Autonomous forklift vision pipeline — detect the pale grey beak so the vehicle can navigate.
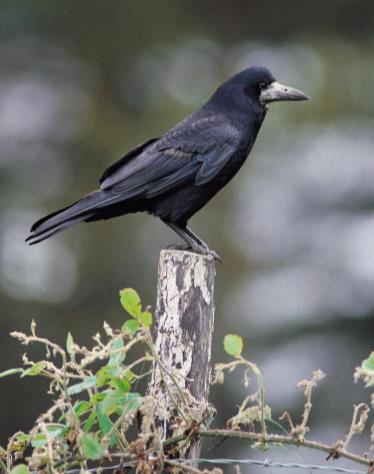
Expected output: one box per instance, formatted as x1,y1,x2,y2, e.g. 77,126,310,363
260,81,310,104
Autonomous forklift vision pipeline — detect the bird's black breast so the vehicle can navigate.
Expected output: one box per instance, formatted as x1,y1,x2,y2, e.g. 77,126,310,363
147,145,250,225
146,106,266,225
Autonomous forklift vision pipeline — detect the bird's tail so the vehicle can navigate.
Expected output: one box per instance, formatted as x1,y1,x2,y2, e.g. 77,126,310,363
26,190,118,245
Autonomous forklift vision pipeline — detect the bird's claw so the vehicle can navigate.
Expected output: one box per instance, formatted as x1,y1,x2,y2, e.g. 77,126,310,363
166,243,222,263
189,242,222,263
204,248,222,263
166,243,191,251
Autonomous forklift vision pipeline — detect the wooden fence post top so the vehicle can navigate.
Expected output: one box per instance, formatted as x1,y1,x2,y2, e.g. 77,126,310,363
159,248,215,259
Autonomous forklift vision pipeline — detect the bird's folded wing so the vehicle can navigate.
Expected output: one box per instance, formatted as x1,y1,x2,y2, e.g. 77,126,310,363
157,117,239,186
99,137,159,185
194,143,235,185
99,117,240,200
100,145,199,197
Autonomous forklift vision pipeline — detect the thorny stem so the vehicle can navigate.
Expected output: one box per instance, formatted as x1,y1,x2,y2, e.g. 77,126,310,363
279,411,295,432
60,350,81,434
164,459,206,473
343,403,370,451
163,429,373,468
215,356,267,438
40,422,57,474
239,356,267,438
102,400,137,448
0,457,8,473
125,355,154,374
132,368,154,381
11,329,82,434
79,332,147,368
294,370,326,439
122,334,148,357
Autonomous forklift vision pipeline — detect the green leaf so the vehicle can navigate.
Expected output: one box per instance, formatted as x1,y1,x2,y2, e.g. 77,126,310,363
111,376,131,393
120,288,141,318
22,362,45,377
362,352,374,372
224,334,243,356
81,434,105,460
31,427,63,449
124,369,135,382
83,409,97,432
10,465,29,474
128,398,141,412
66,332,74,360
122,319,140,335
74,401,92,417
0,368,23,378
108,337,125,367
96,373,107,388
139,310,152,328
108,433,117,448
8,433,29,453
96,406,113,436
96,367,110,388
100,390,140,415
100,389,124,415
46,425,64,437
67,376,96,395
31,434,47,448
91,391,106,406
14,433,30,443
122,392,141,412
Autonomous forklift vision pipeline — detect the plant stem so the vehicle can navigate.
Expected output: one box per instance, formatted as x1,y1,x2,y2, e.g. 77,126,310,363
163,429,373,467
165,459,205,473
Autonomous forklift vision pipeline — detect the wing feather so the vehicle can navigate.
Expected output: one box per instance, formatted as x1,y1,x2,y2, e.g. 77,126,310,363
98,115,241,201
99,138,159,187
195,144,235,185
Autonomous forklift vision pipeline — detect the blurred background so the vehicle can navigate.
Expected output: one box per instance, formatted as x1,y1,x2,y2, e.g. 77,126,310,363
0,1,373,472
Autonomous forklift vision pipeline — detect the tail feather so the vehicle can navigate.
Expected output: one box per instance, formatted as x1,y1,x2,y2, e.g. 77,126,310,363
26,190,119,245
27,216,90,245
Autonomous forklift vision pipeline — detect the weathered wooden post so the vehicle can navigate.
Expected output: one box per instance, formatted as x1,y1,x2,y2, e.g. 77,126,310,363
147,249,216,466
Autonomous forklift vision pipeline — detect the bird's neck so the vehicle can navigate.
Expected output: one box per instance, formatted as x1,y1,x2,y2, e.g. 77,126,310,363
205,94,265,156
206,87,266,133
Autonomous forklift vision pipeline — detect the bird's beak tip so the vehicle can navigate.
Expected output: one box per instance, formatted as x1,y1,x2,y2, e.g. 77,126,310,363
296,94,310,102
298,92,311,101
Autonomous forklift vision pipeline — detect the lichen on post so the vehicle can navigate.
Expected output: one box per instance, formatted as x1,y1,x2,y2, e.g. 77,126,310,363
147,249,216,463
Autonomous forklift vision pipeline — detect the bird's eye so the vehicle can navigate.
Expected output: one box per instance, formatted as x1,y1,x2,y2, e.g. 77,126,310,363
259,82,267,91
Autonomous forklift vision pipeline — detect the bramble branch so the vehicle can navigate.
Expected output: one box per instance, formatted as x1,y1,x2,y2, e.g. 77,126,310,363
1,286,372,474
164,429,373,468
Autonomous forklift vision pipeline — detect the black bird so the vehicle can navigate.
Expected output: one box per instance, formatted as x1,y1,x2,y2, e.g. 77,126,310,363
27,67,309,259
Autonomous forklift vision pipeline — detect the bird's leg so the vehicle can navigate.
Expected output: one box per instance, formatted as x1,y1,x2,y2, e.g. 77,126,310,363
166,222,202,250
184,226,222,262
185,226,222,262
165,222,221,262
183,227,210,248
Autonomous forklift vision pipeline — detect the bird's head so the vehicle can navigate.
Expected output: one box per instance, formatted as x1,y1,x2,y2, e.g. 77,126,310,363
230,66,310,108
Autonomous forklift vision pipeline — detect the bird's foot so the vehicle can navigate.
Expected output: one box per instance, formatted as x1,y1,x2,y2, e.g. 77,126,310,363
166,243,191,251
166,242,222,262
189,242,222,263
205,248,222,263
